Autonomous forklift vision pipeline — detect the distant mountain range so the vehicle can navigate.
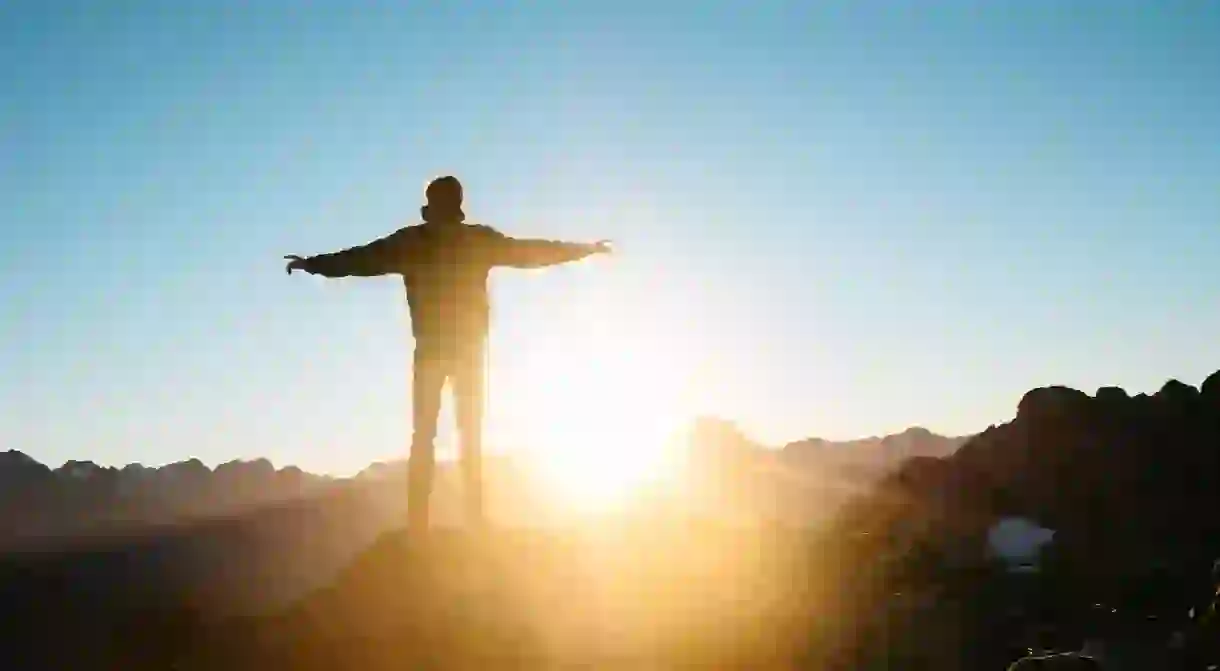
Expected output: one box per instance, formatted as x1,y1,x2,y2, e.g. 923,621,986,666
676,419,968,524
0,424,965,553
0,452,334,549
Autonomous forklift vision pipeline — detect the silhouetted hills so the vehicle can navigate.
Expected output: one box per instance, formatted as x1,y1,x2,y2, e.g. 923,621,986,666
0,425,961,551
0,425,955,620
839,369,1220,614
0,452,334,551
782,424,966,485
688,418,963,480
683,417,965,523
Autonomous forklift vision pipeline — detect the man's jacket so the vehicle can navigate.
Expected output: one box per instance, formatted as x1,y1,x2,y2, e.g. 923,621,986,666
301,222,595,345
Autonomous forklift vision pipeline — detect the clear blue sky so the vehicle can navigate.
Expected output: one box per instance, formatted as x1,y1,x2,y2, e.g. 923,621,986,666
3,1,1218,475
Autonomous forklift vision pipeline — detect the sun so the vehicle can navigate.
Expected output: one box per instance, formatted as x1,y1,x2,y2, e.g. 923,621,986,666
521,347,686,515
527,419,679,515
506,311,695,516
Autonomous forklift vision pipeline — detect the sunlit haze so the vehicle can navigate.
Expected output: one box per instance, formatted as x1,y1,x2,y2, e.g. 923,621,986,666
509,297,692,510
3,1,1219,484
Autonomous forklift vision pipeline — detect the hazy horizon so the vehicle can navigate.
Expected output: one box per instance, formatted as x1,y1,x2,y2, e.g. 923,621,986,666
4,1,1219,476
6,421,968,476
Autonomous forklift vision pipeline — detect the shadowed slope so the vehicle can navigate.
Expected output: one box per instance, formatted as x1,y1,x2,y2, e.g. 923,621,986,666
189,525,854,669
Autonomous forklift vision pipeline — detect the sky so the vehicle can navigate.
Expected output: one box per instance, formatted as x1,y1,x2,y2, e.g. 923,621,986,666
2,1,1218,475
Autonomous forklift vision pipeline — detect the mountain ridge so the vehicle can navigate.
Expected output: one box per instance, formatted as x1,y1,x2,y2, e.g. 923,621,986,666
0,424,965,548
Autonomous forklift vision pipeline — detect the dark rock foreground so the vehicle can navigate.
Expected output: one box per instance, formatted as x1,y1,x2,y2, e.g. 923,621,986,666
185,525,841,670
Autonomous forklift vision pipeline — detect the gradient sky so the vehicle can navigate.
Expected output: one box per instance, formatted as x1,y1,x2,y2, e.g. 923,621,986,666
3,1,1218,475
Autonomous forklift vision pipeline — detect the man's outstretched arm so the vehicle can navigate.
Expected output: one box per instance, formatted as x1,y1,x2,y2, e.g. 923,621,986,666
480,226,611,269
285,229,414,277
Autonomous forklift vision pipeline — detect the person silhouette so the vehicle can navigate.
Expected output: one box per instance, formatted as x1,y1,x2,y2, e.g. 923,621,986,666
286,176,611,532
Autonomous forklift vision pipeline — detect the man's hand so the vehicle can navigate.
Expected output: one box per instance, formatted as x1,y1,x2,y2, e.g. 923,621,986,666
284,255,309,275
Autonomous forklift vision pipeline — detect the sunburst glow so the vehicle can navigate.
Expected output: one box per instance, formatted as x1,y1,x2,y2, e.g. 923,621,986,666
505,289,697,515
525,342,687,513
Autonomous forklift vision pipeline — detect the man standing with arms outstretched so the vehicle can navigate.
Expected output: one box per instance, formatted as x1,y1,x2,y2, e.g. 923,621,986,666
286,176,611,532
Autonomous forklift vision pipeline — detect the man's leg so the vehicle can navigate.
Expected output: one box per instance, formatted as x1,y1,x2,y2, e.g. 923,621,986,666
453,338,487,531
409,345,448,532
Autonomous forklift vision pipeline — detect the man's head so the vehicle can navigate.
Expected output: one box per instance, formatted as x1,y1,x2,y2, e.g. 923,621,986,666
421,175,465,223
